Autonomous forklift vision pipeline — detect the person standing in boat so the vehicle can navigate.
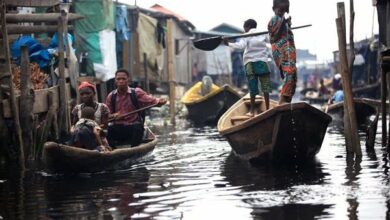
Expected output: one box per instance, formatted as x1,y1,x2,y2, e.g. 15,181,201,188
105,68,167,147
71,81,110,132
268,0,297,104
223,19,273,117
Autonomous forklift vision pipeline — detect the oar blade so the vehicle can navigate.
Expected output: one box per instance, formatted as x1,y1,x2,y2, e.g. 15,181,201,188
193,36,223,51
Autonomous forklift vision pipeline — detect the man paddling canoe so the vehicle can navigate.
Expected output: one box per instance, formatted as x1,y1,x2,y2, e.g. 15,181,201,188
105,68,167,147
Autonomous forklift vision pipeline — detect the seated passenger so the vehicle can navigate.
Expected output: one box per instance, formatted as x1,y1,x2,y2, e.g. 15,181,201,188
200,75,214,96
328,83,344,105
328,90,344,104
70,106,111,152
318,79,330,97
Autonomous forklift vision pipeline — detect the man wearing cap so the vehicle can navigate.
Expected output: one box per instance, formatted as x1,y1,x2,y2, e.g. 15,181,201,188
105,68,167,147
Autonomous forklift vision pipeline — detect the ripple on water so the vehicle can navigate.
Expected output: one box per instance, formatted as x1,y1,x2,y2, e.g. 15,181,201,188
1,122,390,219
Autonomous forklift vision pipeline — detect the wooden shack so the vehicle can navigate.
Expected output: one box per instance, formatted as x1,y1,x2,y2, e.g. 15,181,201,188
0,0,83,166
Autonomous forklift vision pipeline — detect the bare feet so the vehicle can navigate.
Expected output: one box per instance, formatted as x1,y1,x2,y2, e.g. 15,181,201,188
245,112,254,117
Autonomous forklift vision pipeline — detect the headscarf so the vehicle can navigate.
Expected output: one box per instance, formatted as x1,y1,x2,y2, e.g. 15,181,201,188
78,81,96,93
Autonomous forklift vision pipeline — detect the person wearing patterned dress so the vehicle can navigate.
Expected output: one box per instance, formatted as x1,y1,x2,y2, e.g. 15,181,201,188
268,0,297,104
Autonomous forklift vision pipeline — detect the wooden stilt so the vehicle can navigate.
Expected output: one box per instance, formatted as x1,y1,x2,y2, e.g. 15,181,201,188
143,53,150,93
382,52,390,151
382,64,387,146
167,19,176,125
38,91,56,160
19,46,34,161
57,15,69,135
1,0,25,169
337,2,352,151
336,2,361,155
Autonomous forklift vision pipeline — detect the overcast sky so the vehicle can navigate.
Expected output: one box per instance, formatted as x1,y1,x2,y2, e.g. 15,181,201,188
122,0,378,62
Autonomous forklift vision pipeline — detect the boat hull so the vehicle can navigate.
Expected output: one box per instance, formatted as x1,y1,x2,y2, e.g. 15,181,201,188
43,128,157,173
327,98,379,127
185,85,241,125
218,97,332,161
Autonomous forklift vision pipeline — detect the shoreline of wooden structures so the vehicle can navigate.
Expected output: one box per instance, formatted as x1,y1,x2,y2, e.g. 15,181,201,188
0,0,389,170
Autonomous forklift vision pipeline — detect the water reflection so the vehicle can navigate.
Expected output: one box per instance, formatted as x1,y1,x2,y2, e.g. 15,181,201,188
45,167,151,219
0,167,26,220
221,153,332,219
1,119,390,219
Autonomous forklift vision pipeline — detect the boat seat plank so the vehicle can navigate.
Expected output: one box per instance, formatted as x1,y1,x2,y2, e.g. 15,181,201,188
244,99,262,105
231,115,251,125
243,96,263,101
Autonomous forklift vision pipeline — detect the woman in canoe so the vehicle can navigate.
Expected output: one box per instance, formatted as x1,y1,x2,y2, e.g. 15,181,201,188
71,81,110,132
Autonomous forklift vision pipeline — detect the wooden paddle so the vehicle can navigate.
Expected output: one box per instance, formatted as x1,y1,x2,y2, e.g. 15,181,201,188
193,24,312,51
108,103,158,122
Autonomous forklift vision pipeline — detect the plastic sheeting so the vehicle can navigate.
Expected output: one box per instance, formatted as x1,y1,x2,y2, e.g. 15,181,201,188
74,0,117,81
193,45,232,75
94,30,117,81
74,0,115,33
181,81,220,104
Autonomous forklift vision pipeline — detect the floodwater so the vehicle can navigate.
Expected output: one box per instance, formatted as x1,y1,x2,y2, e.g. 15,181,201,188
0,116,389,220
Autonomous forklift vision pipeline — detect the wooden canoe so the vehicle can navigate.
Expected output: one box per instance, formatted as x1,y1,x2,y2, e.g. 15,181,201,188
326,98,379,128
42,128,157,173
299,88,330,105
182,84,241,125
218,95,332,161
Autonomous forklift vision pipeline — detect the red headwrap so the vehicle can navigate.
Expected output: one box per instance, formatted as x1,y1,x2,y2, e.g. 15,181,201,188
78,81,96,93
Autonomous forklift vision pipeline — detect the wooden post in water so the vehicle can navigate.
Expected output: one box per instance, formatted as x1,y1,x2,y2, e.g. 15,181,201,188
381,61,387,146
386,1,390,152
337,2,351,149
20,46,34,161
143,53,150,93
336,2,361,155
57,15,69,135
0,0,25,169
383,51,390,151
167,19,176,125
347,0,361,154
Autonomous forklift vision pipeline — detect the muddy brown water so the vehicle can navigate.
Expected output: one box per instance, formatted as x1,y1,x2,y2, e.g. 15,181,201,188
0,117,389,219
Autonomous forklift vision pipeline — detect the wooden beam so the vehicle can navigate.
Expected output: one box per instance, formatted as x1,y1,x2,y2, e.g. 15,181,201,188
6,13,84,23
3,25,74,35
5,0,59,7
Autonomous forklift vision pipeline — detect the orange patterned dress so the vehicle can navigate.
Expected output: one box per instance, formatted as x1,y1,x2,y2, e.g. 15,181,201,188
268,15,297,99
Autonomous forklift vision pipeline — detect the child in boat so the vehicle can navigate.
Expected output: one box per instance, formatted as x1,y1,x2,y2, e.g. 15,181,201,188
268,0,297,104
70,106,111,152
223,19,273,116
